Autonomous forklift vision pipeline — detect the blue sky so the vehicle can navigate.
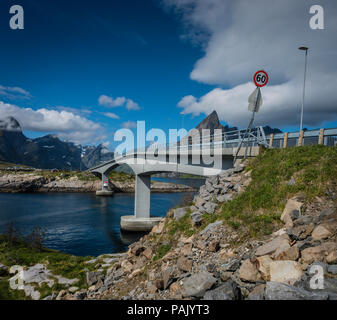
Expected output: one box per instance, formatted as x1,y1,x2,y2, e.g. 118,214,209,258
0,0,336,148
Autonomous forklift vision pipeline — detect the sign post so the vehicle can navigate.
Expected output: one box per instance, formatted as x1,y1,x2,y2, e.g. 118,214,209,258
234,70,269,163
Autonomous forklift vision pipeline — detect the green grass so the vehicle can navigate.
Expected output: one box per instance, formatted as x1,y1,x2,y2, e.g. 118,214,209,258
0,235,97,300
166,209,195,238
220,145,337,240
152,244,171,261
162,145,337,243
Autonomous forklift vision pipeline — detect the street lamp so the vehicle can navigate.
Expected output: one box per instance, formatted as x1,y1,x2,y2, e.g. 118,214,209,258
299,46,309,132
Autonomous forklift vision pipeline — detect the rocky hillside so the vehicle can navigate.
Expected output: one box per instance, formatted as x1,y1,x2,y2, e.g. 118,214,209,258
1,146,337,300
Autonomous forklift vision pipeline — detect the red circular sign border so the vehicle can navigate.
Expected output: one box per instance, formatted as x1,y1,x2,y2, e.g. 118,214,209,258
254,70,269,87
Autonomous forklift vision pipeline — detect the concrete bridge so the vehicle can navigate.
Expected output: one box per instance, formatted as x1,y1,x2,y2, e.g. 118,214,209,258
88,127,266,231
88,126,337,231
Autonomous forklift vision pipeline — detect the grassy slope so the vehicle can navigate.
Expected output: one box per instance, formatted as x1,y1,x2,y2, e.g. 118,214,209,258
220,145,337,241
163,145,337,245
0,235,97,300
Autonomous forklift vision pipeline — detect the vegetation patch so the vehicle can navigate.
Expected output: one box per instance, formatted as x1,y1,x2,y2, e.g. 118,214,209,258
220,145,337,240
0,227,96,300
152,244,171,261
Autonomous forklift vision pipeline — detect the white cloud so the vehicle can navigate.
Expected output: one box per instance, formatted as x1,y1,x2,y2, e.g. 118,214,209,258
164,0,337,128
98,95,140,111
0,101,104,144
98,95,126,107
103,112,120,119
121,121,137,129
126,99,140,111
0,85,32,100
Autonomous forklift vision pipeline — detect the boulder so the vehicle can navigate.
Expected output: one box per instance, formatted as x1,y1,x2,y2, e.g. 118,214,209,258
264,282,328,300
203,281,241,300
200,221,222,236
216,194,233,203
311,225,331,240
162,268,173,290
121,260,134,273
181,243,193,256
86,271,104,286
301,242,337,264
142,248,153,260
327,251,337,264
269,261,302,284
191,211,203,226
204,201,217,214
256,255,273,281
222,259,240,272
281,198,302,228
177,257,193,272
173,207,188,221
205,181,215,193
151,220,165,234
239,259,261,282
207,176,219,185
182,271,217,298
275,246,300,261
327,265,337,275
247,284,266,300
255,234,290,257
194,196,206,208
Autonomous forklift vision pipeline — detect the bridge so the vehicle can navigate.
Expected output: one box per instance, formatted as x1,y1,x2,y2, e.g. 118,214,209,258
88,126,337,231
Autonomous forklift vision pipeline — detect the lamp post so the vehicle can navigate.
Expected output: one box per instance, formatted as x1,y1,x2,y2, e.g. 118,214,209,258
299,46,309,132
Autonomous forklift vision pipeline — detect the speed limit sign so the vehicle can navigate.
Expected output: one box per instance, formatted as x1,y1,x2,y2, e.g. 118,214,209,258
253,70,269,87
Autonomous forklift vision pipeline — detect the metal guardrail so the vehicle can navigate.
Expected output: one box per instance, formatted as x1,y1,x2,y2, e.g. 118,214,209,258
267,127,337,148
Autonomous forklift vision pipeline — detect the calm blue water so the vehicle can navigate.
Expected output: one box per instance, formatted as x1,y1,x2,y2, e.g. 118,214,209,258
0,185,195,257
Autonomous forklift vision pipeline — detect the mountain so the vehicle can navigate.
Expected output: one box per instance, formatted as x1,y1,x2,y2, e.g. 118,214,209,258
196,110,282,135
0,116,114,170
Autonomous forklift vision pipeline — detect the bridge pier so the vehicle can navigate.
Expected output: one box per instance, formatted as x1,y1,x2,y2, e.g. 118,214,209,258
121,174,162,232
96,172,114,196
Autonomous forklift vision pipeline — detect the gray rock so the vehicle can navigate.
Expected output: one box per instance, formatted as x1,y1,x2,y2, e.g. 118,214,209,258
286,177,296,186
183,271,217,298
293,215,313,226
191,211,203,226
200,221,222,236
173,207,188,221
319,208,335,220
233,166,243,173
205,181,215,193
265,282,328,300
222,259,241,272
86,271,104,286
203,281,241,300
102,257,119,264
233,183,241,192
0,264,8,276
207,176,219,185
55,275,79,285
217,194,233,203
328,265,337,275
204,202,216,214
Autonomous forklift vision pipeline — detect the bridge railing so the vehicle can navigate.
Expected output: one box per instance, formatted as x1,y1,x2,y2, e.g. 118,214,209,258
113,126,267,159
266,127,337,149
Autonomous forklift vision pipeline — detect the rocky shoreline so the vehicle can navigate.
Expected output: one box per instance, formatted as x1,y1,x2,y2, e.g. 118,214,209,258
2,148,337,300
0,173,195,194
